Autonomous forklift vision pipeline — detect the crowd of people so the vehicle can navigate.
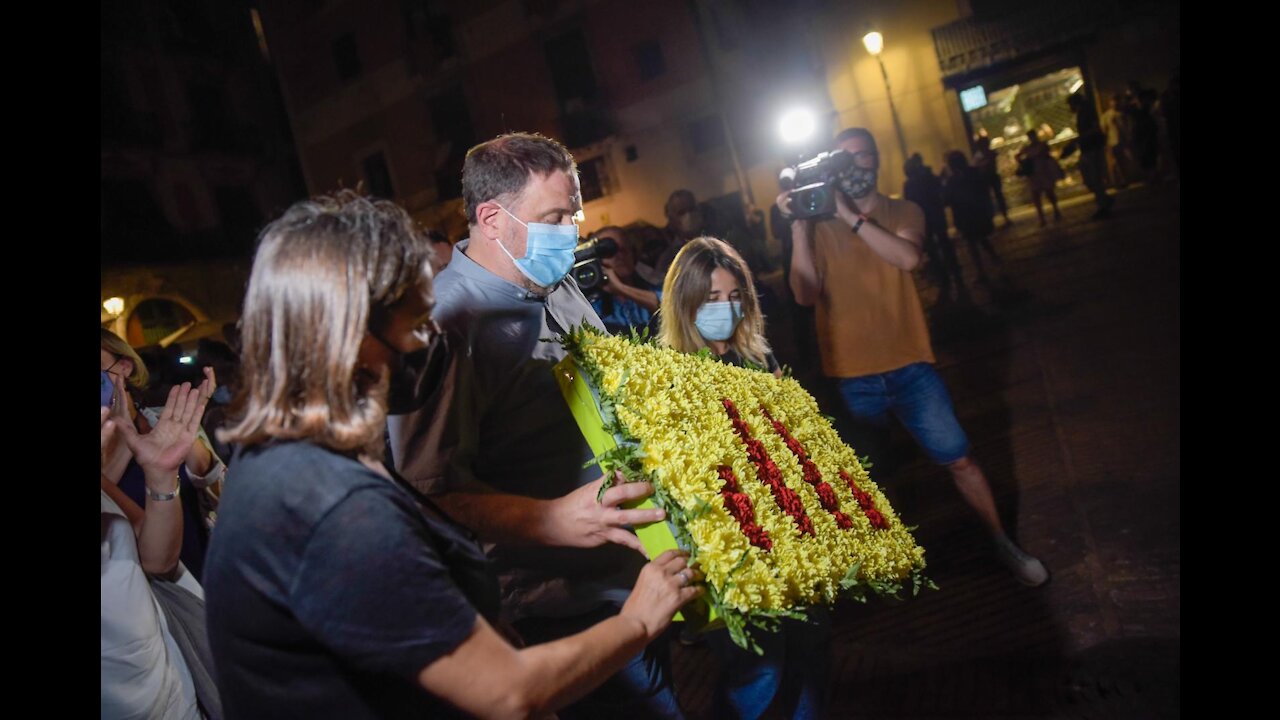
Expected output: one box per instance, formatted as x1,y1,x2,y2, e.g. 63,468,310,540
107,95,1173,713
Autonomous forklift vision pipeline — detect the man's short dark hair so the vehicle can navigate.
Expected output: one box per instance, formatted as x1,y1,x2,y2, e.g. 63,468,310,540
593,224,635,252
665,189,695,215
461,132,577,225
834,127,878,153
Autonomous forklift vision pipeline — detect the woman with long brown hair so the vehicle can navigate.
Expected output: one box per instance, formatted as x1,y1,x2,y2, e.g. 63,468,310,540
658,236,780,377
657,236,830,720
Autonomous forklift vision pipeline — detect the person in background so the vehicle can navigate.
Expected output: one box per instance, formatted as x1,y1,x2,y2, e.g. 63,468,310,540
653,189,708,280
659,236,781,377
1066,92,1117,220
1100,93,1134,188
589,225,661,336
1015,129,1064,227
971,134,1012,226
942,150,1003,286
427,229,454,275
904,153,967,304
101,328,225,581
102,378,217,720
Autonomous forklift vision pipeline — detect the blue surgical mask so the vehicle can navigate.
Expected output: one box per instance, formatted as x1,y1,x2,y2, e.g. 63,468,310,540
211,385,232,405
695,300,744,342
495,204,579,288
101,370,115,407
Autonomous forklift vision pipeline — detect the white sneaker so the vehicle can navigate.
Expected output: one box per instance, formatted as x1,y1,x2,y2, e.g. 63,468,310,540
994,535,1049,587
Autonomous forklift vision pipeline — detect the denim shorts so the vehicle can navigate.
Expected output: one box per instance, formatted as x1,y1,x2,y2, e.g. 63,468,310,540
837,362,971,465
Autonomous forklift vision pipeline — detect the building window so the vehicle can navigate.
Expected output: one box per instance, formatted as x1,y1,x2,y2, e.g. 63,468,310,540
546,28,610,147
634,40,666,81
333,34,363,82
546,28,598,105
688,115,726,155
361,151,395,199
403,0,457,61
578,156,613,203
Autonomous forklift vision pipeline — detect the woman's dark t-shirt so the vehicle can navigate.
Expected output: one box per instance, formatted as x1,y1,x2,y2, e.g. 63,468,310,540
204,441,499,719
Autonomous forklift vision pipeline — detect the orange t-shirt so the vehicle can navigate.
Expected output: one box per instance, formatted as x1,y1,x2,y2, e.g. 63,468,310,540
812,197,935,378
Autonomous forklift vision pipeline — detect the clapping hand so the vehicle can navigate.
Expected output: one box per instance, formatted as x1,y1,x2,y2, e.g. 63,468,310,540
116,379,210,476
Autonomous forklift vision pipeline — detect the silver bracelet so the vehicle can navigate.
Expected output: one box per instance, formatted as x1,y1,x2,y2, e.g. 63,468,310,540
146,476,181,502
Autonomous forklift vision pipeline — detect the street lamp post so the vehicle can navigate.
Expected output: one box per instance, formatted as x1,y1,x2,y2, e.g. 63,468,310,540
862,30,909,162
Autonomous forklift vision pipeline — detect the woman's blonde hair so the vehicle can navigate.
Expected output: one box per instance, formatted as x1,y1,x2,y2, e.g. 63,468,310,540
217,191,432,459
100,327,150,389
659,236,770,366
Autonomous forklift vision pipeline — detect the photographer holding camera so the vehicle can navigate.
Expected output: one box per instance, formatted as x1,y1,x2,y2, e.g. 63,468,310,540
778,127,1049,588
583,225,661,336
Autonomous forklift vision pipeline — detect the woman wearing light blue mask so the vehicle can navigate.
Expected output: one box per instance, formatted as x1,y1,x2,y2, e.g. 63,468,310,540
658,237,832,719
658,236,781,378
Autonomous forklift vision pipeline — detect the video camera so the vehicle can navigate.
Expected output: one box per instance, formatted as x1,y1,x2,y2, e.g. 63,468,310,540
778,149,856,221
571,234,618,299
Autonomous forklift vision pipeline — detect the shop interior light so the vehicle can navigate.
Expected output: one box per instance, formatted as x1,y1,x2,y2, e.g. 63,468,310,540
999,85,1019,111
104,297,125,317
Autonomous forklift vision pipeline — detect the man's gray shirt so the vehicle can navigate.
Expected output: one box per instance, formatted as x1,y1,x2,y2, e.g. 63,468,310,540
388,240,644,623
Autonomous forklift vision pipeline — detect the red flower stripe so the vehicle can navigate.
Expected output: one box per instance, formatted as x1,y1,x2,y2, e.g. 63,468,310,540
717,465,773,551
838,469,890,530
721,399,816,536
759,407,854,530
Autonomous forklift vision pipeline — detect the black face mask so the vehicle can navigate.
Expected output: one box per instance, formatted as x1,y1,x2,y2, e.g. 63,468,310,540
837,166,878,199
366,330,446,415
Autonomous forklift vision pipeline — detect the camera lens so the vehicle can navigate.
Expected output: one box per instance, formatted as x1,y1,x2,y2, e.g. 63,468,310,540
801,188,826,214
574,262,601,289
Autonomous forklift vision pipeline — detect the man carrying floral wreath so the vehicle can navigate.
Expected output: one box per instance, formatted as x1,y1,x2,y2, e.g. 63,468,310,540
387,132,687,718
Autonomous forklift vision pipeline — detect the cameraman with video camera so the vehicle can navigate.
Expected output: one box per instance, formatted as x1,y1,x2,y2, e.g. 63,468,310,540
580,226,661,336
778,127,1049,588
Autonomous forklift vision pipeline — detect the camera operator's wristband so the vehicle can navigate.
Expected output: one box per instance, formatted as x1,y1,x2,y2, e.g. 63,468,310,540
146,476,181,502
850,214,868,234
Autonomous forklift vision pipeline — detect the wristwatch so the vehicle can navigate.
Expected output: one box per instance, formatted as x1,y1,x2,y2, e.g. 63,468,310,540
851,214,868,233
